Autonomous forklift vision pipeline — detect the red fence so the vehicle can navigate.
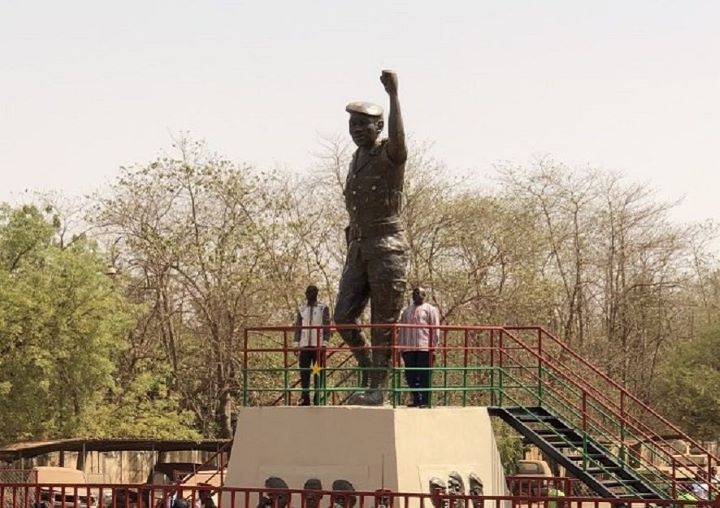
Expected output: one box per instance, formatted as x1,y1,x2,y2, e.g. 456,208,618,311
0,483,716,508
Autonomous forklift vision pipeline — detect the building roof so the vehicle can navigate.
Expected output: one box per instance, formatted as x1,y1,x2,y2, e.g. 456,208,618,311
0,438,231,462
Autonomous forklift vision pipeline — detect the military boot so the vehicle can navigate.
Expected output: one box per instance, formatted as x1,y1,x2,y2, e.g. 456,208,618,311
355,350,372,388
346,369,386,406
346,388,384,406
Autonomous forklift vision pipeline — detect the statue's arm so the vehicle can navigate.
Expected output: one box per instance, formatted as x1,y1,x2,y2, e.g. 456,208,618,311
380,70,407,164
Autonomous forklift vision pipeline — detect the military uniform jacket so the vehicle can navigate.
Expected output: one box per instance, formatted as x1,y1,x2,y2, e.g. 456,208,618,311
344,139,405,231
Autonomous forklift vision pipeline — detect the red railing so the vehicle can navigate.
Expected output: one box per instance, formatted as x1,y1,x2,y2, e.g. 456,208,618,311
490,329,682,496
242,324,501,407
173,442,232,487
506,476,579,496
0,483,717,508
502,327,719,493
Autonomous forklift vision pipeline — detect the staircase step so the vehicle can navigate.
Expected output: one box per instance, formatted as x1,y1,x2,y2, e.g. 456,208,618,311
601,479,642,487
566,454,605,461
585,467,618,474
515,414,560,422
545,440,583,448
536,428,575,435
491,406,666,500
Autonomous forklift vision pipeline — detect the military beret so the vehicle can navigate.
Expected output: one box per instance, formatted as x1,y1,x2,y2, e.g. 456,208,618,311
304,479,322,490
265,476,289,489
345,101,384,117
332,479,356,491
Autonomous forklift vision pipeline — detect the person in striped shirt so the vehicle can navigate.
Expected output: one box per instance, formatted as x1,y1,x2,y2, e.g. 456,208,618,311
398,287,440,407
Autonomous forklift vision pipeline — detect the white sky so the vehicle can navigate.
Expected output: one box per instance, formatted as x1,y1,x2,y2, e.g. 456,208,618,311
1,1,719,223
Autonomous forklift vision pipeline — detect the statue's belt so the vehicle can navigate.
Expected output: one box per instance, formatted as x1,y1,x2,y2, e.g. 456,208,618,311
348,221,403,240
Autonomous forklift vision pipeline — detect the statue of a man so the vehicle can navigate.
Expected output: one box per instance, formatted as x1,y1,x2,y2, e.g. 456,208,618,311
428,477,448,508
447,472,465,508
258,476,290,508
302,478,323,508
335,70,409,405
468,473,484,508
331,479,357,508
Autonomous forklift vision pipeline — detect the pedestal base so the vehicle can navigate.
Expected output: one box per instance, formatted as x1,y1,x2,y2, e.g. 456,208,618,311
224,406,508,496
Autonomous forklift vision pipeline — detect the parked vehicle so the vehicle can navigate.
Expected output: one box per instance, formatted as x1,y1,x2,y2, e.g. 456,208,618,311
509,460,554,496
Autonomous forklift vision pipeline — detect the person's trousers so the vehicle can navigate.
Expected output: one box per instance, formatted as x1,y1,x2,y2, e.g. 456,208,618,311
402,351,431,405
334,233,408,389
299,348,324,405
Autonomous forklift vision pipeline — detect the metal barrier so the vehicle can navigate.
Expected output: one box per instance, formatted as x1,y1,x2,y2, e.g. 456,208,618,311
241,324,501,407
0,484,716,508
506,477,580,497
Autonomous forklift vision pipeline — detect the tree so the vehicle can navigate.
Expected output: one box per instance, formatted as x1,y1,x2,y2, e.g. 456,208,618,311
498,160,701,399
0,205,129,443
655,320,720,440
94,137,325,437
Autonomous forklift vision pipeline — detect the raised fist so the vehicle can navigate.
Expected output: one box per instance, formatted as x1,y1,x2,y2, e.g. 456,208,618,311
380,70,398,95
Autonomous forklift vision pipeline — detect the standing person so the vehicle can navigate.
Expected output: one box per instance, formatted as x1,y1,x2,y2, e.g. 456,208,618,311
398,287,440,407
293,285,331,406
334,70,409,406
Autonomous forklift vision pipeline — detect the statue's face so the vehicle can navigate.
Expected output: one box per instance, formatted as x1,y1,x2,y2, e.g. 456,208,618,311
468,476,483,497
332,494,356,508
349,113,383,148
305,493,320,508
448,477,463,495
271,493,289,508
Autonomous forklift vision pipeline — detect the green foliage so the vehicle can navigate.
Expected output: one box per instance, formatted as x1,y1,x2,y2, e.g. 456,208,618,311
83,371,200,439
0,204,197,444
0,206,124,442
655,320,720,440
492,421,526,475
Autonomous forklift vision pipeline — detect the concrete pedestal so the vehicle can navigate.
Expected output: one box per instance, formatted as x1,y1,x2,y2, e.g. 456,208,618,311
225,406,507,498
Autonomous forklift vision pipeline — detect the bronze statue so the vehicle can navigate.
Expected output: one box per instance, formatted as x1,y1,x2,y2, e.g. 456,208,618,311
302,479,323,508
331,479,357,508
258,476,290,508
429,477,448,508
468,473,483,508
335,70,409,405
447,472,465,508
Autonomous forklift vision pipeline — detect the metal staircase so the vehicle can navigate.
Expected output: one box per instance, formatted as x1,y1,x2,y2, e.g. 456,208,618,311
489,405,663,499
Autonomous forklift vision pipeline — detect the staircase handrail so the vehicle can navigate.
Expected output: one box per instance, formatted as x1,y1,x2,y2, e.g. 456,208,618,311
506,325,719,466
172,439,233,486
497,343,681,496
532,345,696,463
497,328,707,492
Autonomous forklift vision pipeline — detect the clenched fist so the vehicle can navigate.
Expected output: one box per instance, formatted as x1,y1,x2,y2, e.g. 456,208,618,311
380,70,398,95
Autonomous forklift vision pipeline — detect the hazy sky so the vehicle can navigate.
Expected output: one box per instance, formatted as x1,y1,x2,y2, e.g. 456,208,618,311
1,1,718,223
